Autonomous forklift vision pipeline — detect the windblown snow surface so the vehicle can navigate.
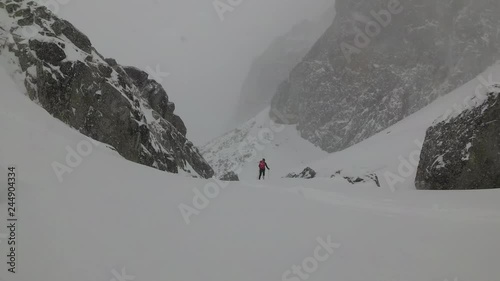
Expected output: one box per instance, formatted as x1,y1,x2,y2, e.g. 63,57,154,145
1,65,500,281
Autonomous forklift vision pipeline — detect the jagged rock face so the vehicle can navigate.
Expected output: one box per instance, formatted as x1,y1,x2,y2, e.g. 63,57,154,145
123,66,187,136
233,7,335,124
415,86,500,190
271,0,500,153
0,0,213,178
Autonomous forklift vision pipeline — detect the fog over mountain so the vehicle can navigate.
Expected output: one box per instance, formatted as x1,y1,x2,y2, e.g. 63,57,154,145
232,5,336,125
271,0,500,153
56,0,334,144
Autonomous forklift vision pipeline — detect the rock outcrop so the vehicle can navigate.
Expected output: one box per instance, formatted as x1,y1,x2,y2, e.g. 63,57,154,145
220,171,239,182
285,167,380,187
330,170,381,187
286,167,317,179
0,0,213,178
337,174,380,188
271,0,500,153
415,86,500,190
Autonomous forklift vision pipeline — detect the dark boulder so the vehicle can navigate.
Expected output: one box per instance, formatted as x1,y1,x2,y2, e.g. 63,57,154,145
416,86,500,190
29,40,66,65
220,171,239,182
51,19,92,53
104,58,118,67
124,66,149,88
5,2,20,14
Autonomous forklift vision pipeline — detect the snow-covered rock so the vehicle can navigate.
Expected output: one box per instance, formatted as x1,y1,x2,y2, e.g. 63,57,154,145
332,170,381,187
286,167,317,179
0,0,213,178
416,85,500,190
286,167,380,187
220,171,240,182
271,0,500,153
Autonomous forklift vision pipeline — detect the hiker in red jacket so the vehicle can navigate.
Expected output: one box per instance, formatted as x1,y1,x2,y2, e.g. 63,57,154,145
258,159,270,180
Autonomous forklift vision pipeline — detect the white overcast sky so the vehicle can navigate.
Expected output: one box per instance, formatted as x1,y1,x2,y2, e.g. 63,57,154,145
58,0,334,144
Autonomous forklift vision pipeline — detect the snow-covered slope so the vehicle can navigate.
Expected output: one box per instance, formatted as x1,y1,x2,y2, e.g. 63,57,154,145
1,65,500,281
0,1,213,178
201,108,329,180
291,63,500,191
204,62,500,189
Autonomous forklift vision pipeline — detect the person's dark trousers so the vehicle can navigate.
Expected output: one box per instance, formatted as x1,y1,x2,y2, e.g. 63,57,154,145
259,169,266,180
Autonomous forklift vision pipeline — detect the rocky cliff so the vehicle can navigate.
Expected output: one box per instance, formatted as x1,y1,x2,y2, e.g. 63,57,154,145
233,7,335,125
415,85,500,190
271,0,500,153
0,0,214,178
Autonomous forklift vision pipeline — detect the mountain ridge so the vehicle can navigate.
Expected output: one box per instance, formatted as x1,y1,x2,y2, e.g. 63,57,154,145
0,0,214,178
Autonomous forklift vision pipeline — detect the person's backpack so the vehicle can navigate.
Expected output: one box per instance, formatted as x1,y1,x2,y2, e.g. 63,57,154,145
259,161,266,170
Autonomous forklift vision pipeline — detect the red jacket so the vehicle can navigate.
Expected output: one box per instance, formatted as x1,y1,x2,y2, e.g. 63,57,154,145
259,161,269,170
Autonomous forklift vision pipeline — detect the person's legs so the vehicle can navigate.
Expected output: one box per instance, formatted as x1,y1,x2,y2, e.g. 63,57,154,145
259,169,265,180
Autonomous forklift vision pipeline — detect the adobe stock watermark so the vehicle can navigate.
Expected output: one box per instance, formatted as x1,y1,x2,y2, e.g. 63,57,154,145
383,139,423,192
341,0,404,63
110,267,135,281
179,108,294,225
282,235,340,281
213,0,244,22
178,117,283,224
51,136,102,183
179,175,238,225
